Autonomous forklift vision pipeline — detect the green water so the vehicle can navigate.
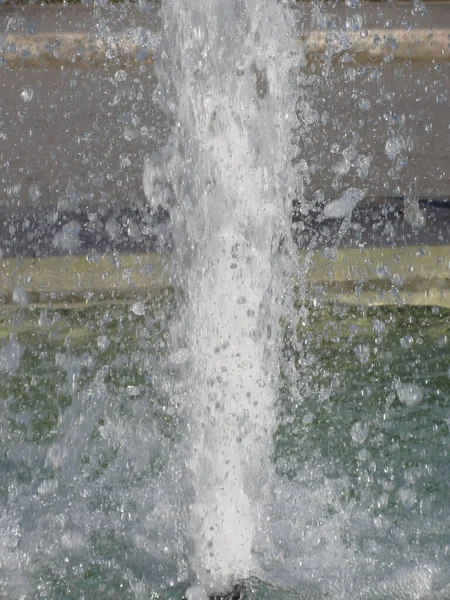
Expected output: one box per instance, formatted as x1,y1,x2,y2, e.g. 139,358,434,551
0,301,449,598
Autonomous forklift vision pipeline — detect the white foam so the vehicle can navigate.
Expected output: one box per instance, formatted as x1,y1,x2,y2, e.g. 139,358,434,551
157,0,298,592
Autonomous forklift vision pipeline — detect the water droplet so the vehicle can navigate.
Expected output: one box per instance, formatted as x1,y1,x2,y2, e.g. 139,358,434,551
323,188,366,219
131,301,145,316
354,343,370,364
385,135,406,161
114,69,127,82
373,318,385,335
29,183,41,203
97,335,110,352
356,154,371,179
52,220,81,253
168,348,191,366
37,479,59,495
12,287,28,306
358,97,371,111
411,0,427,16
398,487,417,507
395,381,423,406
351,421,369,445
400,335,413,349
20,87,34,103
125,386,139,398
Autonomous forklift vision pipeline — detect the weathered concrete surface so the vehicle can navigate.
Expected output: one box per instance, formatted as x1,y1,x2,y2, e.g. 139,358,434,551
0,57,168,216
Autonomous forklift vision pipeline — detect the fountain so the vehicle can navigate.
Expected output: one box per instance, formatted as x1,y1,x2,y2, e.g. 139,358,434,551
149,0,299,596
1,0,450,599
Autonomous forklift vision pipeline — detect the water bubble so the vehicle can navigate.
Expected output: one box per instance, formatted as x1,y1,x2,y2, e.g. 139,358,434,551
404,197,426,229
385,135,406,161
20,87,34,103
376,264,390,278
298,100,319,126
345,13,363,31
411,0,427,16
390,273,404,288
37,479,59,496
398,487,417,507
400,335,413,349
354,343,370,364
126,385,140,397
52,220,81,253
29,183,41,203
131,301,145,316
114,69,128,82
12,287,28,306
350,421,369,445
65,180,81,208
97,335,110,352
358,97,371,111
303,412,314,425
61,530,87,552
105,218,121,241
6,183,21,198
168,348,191,367
395,381,424,406
0,336,24,374
323,187,366,219
345,68,356,82
373,318,385,335
356,154,371,179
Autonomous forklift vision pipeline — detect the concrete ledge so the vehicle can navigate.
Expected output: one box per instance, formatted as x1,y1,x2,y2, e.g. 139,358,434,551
1,32,154,66
0,253,171,308
303,245,450,308
301,28,450,62
0,247,449,309
2,28,449,67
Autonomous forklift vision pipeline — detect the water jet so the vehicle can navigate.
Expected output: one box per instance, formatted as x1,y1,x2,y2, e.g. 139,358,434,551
1,1,450,599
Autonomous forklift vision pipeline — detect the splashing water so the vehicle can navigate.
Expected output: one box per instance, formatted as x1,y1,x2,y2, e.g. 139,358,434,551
151,0,299,594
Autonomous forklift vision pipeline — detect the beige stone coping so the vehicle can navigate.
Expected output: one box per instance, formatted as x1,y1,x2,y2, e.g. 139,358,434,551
0,32,154,66
0,253,171,308
303,245,450,308
0,246,449,309
2,28,450,66
300,28,450,62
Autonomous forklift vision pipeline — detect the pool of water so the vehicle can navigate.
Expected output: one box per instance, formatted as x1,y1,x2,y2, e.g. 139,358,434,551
0,299,449,599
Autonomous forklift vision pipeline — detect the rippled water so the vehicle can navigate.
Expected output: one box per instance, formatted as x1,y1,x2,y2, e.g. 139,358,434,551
0,303,449,598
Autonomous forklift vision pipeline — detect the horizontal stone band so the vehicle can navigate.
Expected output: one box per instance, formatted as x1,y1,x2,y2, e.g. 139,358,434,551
2,28,449,66
1,32,155,66
0,247,449,309
300,28,450,62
